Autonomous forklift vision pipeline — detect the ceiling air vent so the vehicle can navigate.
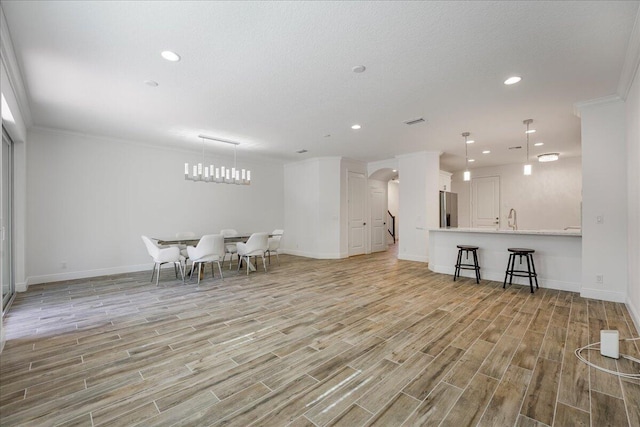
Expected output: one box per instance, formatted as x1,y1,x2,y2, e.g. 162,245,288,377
403,117,425,126
296,149,308,154
509,146,522,150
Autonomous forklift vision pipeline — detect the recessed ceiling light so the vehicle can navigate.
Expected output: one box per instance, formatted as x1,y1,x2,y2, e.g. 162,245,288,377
469,159,475,162
161,50,181,62
144,80,159,87
504,76,522,85
525,129,536,134
352,65,366,73
534,142,544,146
351,124,361,130
482,150,490,154
466,139,475,144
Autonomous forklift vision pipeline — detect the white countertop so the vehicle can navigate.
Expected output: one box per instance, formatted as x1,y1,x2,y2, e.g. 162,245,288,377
430,227,582,237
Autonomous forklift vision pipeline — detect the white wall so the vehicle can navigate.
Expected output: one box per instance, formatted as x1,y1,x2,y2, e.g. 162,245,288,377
579,98,628,303
283,157,342,258
26,128,284,286
397,151,439,262
626,64,640,331
451,157,582,230
388,180,399,242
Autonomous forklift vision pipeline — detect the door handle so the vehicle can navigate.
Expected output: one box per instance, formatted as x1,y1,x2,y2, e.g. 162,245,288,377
363,222,366,226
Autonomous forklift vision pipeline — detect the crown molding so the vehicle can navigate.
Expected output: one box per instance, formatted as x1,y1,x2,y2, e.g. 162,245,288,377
1,6,32,126
617,6,640,100
573,95,623,118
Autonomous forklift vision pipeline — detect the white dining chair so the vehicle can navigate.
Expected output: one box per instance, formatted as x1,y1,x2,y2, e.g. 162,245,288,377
141,236,185,285
220,229,239,269
187,234,225,284
266,229,284,265
175,231,196,261
236,232,269,275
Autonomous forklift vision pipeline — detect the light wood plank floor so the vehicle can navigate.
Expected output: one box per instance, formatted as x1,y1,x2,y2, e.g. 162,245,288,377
1,247,639,426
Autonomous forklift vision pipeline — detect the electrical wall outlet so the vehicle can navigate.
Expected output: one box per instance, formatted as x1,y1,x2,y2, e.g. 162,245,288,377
61,261,67,269
596,215,604,224
596,275,603,284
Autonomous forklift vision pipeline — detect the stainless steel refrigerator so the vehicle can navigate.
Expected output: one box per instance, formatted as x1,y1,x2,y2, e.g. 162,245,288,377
439,191,458,228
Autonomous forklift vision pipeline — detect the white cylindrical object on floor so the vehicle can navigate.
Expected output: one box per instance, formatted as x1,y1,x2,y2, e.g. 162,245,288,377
600,330,620,359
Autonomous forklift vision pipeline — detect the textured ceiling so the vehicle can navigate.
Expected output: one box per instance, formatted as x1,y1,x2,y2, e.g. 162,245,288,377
2,1,638,171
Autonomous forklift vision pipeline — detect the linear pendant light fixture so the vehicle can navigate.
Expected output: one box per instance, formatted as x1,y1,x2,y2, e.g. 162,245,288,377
184,135,251,185
462,132,471,181
523,119,533,176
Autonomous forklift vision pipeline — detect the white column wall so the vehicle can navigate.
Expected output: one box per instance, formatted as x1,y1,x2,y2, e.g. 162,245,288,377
26,128,284,286
283,157,342,259
626,64,640,331
579,98,628,303
397,151,440,262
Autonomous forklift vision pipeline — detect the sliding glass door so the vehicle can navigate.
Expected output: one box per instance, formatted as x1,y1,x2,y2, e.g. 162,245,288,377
1,128,14,313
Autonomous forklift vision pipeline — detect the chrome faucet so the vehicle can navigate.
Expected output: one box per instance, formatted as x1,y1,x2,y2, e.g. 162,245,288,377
508,208,518,230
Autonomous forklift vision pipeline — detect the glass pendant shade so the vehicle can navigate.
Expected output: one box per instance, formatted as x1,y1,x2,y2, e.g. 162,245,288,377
463,170,471,181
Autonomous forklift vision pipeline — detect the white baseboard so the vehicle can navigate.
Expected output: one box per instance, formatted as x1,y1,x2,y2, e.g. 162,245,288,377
626,297,640,334
15,281,27,292
580,287,627,303
26,264,151,287
281,249,346,259
429,263,581,293
398,254,428,263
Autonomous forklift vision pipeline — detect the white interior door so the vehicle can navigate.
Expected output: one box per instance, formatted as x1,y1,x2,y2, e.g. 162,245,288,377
370,186,386,253
348,172,366,256
471,176,500,229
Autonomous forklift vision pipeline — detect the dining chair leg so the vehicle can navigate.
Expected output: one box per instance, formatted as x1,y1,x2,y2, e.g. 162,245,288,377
150,264,156,283
217,261,224,280
155,263,161,286
276,251,280,265
174,263,178,278
211,262,215,278
246,256,250,275
177,262,185,282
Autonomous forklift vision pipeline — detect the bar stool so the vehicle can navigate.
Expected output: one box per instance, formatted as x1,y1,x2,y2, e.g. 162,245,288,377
503,248,539,293
454,245,481,284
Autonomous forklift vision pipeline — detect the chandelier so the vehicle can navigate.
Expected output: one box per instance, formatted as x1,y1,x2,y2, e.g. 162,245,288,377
184,135,251,185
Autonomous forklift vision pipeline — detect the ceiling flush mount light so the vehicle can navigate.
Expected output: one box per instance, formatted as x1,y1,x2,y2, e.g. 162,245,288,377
469,159,475,162
504,76,522,85
534,142,544,146
466,139,475,144
352,65,366,73
462,132,471,181
523,119,533,176
351,124,361,130
184,135,251,185
482,150,491,154
538,153,559,162
161,50,181,62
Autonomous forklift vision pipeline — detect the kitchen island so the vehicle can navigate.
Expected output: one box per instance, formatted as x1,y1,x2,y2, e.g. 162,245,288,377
429,228,582,292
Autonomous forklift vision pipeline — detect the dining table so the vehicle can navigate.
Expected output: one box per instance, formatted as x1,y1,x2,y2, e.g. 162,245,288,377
153,233,272,273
